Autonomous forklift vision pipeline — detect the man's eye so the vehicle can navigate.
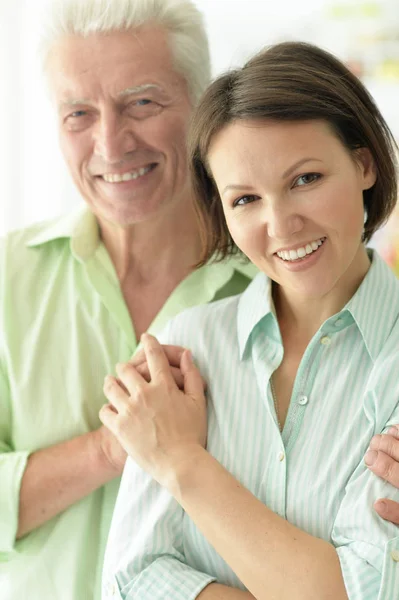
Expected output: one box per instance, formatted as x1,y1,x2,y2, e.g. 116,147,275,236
232,195,259,207
127,99,161,119
70,110,87,118
293,173,321,187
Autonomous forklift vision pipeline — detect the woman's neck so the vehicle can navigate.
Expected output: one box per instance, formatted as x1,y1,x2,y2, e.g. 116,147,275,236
273,244,371,342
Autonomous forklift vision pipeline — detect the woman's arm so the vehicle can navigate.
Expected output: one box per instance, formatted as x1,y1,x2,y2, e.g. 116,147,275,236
101,334,347,600
198,585,255,599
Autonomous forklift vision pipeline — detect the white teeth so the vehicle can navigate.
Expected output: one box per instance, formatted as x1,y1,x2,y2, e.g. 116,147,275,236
276,238,325,262
102,165,152,183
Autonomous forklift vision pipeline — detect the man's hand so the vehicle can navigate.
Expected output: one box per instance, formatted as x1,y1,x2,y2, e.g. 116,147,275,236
93,425,128,475
365,425,399,524
99,334,207,489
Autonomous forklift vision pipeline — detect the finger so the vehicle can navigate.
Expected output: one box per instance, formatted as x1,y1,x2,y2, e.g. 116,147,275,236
181,350,206,398
141,334,175,385
103,376,130,413
136,363,185,388
99,403,118,432
115,362,146,396
374,499,399,525
129,344,186,368
387,425,399,440
365,448,399,487
115,377,129,394
370,433,399,462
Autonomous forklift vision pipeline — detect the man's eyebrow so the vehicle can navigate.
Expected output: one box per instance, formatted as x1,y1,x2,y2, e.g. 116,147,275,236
59,99,90,110
59,84,163,110
117,84,162,98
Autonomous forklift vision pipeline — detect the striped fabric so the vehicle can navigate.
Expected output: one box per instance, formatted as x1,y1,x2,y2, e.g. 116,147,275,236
103,249,399,600
0,206,256,600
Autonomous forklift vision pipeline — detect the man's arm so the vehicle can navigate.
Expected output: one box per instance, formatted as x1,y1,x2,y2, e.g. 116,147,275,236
17,425,126,538
365,425,399,524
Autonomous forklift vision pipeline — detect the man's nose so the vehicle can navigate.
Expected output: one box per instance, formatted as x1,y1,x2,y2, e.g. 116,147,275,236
93,113,139,164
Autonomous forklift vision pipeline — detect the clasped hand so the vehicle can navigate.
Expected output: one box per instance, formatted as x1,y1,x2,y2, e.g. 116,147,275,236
99,333,207,491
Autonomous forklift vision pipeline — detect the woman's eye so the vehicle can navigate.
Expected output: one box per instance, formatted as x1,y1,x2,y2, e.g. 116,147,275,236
293,173,321,187
136,99,152,106
233,195,259,207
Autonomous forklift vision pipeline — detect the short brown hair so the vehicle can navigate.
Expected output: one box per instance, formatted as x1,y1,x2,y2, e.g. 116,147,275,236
189,41,398,265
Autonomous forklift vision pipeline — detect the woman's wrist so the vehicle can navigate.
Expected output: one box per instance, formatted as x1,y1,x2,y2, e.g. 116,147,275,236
164,445,210,499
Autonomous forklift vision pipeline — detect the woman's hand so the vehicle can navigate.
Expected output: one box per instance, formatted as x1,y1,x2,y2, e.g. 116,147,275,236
365,425,399,525
99,334,207,490
132,343,189,389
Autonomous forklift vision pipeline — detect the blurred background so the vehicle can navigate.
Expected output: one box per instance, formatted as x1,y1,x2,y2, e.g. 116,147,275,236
1,0,398,263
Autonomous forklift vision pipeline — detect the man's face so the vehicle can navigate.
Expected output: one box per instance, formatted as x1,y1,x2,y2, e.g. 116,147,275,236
47,27,193,227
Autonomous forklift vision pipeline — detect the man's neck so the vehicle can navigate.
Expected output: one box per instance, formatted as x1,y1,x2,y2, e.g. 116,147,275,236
98,199,202,287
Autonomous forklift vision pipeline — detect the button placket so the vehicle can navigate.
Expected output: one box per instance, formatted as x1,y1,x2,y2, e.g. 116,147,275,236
391,549,399,562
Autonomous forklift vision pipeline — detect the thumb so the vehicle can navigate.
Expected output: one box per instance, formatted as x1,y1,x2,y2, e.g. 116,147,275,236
181,350,206,399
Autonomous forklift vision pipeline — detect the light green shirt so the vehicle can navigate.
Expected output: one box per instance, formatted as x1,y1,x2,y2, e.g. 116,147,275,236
0,206,256,600
104,249,399,600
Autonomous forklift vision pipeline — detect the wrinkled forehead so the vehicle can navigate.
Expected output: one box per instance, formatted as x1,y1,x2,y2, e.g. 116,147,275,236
45,27,187,97
47,29,192,109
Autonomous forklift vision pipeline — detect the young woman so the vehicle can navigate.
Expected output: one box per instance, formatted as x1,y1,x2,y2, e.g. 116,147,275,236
100,42,399,600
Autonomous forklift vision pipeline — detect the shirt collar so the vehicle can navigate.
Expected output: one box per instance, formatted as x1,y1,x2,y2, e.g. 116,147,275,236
25,206,100,261
343,250,399,361
237,271,275,359
237,250,399,363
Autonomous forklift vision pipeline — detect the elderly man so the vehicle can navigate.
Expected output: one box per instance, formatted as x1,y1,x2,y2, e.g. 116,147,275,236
0,1,255,599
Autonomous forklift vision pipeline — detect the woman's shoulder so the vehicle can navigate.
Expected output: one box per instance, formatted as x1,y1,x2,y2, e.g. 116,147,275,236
157,292,244,351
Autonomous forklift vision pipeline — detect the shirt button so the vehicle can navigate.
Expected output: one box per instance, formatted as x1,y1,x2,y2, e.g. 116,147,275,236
278,451,285,462
320,335,331,346
298,395,308,406
391,549,399,562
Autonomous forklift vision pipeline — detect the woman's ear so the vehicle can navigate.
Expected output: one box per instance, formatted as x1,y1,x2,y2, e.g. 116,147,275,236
354,147,377,190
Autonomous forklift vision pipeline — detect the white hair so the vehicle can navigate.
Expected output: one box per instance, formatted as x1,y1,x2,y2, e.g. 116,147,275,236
40,0,211,104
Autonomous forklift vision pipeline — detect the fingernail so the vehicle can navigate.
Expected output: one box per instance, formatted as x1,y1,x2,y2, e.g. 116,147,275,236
375,499,387,515
365,450,378,466
388,426,399,438
185,350,193,363
369,435,380,450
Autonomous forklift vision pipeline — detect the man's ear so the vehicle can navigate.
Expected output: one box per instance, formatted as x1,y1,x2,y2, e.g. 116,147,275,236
354,147,377,190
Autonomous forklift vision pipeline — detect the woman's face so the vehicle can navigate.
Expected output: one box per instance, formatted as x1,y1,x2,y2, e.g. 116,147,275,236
207,119,376,303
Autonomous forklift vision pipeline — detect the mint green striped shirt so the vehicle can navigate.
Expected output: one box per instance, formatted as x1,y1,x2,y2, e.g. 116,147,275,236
103,249,399,600
0,206,255,600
